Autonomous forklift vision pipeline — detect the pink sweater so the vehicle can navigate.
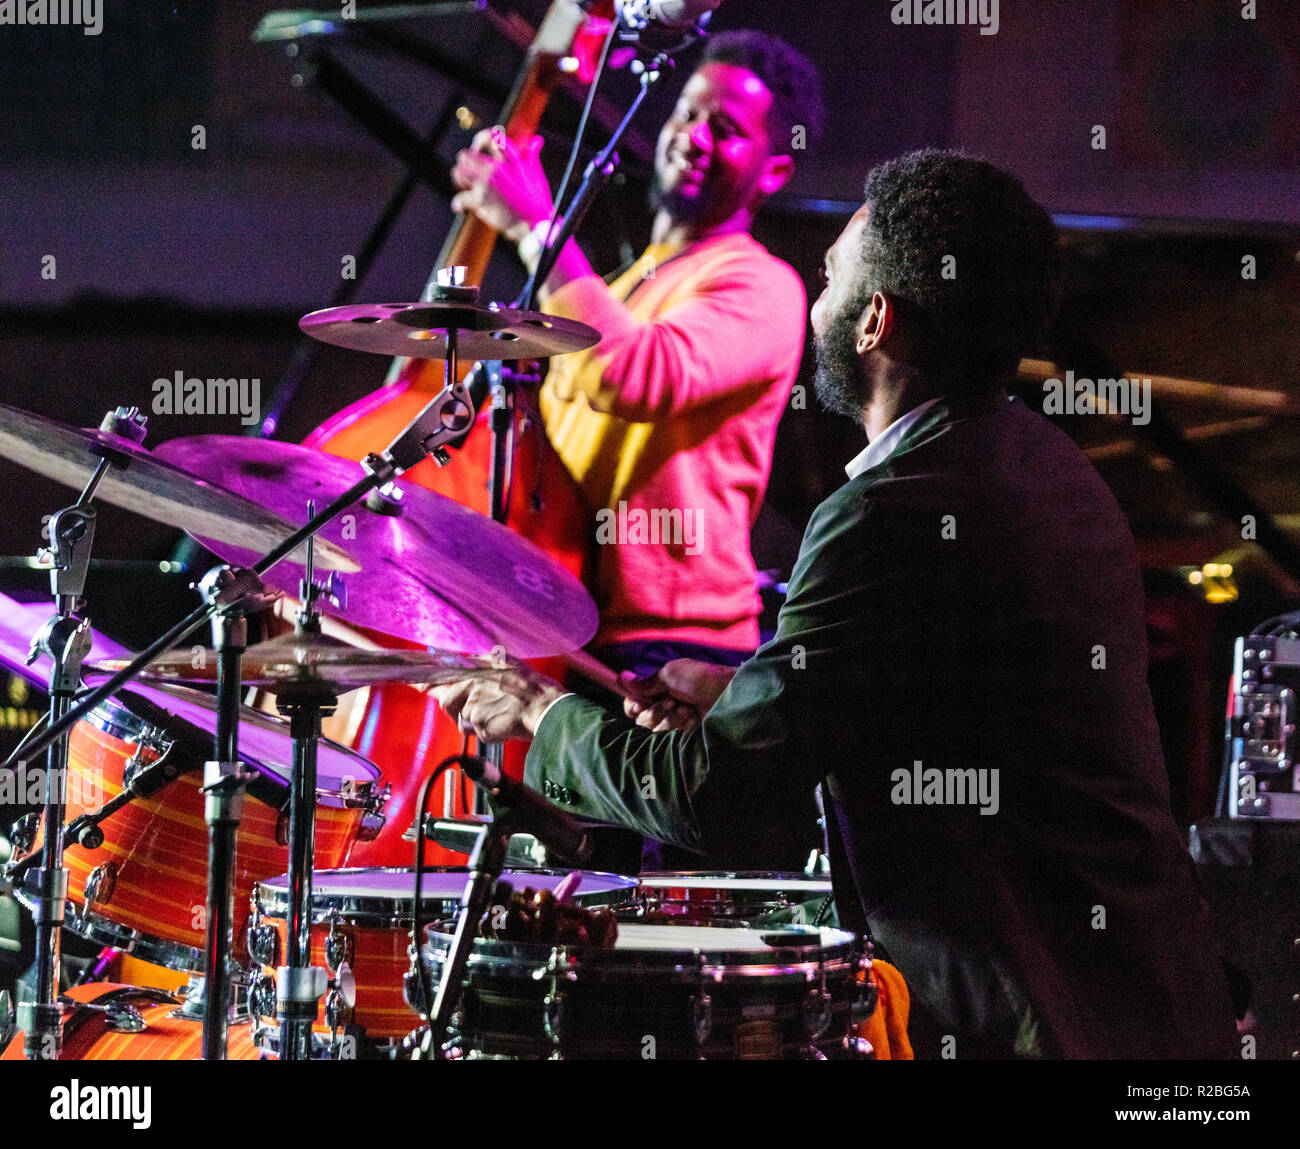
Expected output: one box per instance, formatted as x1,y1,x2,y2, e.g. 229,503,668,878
540,231,806,650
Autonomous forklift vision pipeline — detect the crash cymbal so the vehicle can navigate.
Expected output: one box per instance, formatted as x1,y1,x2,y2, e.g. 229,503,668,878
298,301,601,361
151,436,598,658
93,631,502,692
0,405,359,572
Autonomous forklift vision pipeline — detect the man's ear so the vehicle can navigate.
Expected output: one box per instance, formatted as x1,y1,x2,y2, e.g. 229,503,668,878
757,153,795,198
856,292,894,354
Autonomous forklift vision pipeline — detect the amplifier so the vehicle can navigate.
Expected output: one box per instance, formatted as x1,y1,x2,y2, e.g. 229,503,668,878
1225,635,1300,821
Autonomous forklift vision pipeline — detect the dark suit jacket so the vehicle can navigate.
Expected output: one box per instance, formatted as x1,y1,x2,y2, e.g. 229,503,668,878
527,394,1238,1058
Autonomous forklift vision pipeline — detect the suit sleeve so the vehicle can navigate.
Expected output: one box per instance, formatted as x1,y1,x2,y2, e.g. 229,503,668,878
542,256,806,423
524,481,905,855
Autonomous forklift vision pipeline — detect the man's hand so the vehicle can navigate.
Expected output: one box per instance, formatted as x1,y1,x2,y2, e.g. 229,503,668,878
622,659,739,733
450,127,553,243
431,666,567,744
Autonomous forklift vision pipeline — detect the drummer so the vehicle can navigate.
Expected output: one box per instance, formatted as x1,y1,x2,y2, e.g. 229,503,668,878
449,30,825,870
431,150,1240,1059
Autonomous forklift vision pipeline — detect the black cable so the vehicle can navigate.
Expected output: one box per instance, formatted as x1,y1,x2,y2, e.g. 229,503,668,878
518,19,618,310
412,751,487,1052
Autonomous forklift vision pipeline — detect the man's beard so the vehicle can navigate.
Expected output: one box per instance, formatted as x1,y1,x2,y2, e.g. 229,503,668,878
648,167,710,226
813,308,868,421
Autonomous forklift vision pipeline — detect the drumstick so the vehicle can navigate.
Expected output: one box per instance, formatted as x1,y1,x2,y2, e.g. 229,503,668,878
558,646,638,701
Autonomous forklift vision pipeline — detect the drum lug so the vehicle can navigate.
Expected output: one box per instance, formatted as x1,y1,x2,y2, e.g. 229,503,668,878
248,923,280,967
803,987,832,1040
402,962,430,1017
105,1002,148,1034
249,972,277,1021
324,986,352,1030
692,991,712,1045
7,813,40,859
838,1034,877,1060
542,952,565,1050
542,990,562,1045
323,912,354,970
84,861,117,908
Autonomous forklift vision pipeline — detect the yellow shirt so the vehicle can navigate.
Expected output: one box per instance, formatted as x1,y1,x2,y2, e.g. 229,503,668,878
541,231,806,650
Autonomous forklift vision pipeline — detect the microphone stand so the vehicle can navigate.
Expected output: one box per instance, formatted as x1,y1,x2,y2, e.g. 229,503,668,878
450,44,676,818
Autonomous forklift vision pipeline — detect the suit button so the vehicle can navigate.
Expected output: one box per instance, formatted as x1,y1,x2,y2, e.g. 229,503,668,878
542,780,554,799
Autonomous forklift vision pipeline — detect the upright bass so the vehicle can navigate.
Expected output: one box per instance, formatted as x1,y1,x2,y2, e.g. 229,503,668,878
305,0,614,865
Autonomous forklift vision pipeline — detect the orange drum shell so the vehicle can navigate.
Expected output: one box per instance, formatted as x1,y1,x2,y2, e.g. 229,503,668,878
256,916,419,1042
1,983,259,1061
45,714,364,965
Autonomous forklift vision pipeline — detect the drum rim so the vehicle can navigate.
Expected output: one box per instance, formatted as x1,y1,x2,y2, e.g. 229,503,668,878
423,921,860,980
637,870,834,891
82,689,385,806
58,904,253,978
252,866,640,925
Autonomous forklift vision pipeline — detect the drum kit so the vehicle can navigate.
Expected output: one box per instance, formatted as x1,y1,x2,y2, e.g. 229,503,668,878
0,276,877,1060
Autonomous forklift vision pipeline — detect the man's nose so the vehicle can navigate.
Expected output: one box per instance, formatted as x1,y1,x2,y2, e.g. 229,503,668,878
686,117,712,151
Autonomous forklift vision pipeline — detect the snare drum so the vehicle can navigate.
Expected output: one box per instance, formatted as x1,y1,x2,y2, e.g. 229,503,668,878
247,866,639,1051
0,983,260,1061
625,872,835,927
43,684,386,973
424,921,869,1060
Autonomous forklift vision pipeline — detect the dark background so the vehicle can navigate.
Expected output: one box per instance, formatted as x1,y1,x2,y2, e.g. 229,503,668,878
1,0,1298,826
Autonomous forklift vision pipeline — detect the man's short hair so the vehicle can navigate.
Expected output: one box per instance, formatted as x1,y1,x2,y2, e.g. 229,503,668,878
701,30,825,154
860,150,1061,385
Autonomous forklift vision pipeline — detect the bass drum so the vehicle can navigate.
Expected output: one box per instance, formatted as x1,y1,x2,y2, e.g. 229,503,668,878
1,983,260,1061
306,383,591,867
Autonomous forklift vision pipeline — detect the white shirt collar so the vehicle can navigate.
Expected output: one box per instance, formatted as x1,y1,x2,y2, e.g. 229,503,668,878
843,397,942,480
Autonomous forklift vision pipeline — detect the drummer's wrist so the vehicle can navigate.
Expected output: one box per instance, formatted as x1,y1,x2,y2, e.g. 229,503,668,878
526,685,572,735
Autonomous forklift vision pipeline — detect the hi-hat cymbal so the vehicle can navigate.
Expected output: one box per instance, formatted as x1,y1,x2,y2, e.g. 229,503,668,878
152,436,598,658
299,301,601,361
0,405,359,572
93,632,502,692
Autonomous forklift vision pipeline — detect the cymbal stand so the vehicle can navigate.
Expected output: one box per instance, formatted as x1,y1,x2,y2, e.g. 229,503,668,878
199,566,273,1061
274,508,343,1061
16,406,143,1059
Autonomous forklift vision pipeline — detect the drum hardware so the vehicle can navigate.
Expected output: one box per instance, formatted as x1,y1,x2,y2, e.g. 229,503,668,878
62,730,183,852
198,564,272,1062
425,923,871,1060
1222,627,1300,821
3,335,503,1058
412,815,547,869
419,797,518,1059
15,407,128,1061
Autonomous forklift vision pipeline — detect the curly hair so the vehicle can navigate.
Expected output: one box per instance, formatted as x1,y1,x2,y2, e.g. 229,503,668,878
860,150,1061,385
701,29,825,153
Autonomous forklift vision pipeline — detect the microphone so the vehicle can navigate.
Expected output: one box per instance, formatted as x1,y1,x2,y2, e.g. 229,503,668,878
616,0,722,34
461,757,595,866
618,0,722,31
